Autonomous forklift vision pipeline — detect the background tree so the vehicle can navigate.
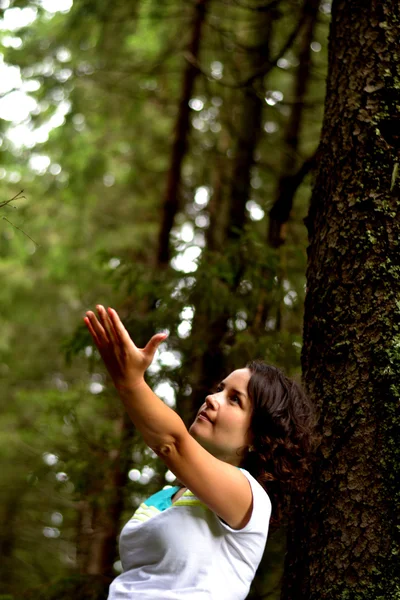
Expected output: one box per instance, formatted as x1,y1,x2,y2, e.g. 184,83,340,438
0,0,329,598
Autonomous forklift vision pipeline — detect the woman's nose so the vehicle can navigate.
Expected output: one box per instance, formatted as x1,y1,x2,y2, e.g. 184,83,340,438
205,394,218,410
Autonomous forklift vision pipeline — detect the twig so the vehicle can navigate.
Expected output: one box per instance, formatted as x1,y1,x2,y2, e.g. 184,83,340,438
2,217,40,247
1,190,40,248
184,12,307,89
216,0,282,12
0,189,25,209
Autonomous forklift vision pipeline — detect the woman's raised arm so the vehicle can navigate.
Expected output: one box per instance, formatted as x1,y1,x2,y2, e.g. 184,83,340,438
84,305,255,530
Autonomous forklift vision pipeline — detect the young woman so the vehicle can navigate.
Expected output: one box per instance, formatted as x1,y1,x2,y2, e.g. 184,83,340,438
84,305,317,600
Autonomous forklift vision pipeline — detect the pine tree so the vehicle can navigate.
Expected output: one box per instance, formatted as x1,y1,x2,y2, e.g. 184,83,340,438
282,2,400,598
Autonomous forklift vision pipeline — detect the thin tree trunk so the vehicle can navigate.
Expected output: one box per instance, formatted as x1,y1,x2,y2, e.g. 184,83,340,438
76,499,93,573
77,2,209,576
206,128,232,253
180,9,275,420
157,0,209,267
268,0,319,248
83,413,132,577
0,490,24,590
282,2,400,598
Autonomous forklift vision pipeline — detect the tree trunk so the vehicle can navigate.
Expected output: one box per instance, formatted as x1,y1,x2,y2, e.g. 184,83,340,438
179,9,275,423
157,0,209,267
282,2,400,599
268,0,319,248
77,1,210,576
0,489,24,591
206,127,232,253
77,412,132,578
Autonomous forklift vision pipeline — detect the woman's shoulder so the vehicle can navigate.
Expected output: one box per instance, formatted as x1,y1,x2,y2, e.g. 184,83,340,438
216,467,271,535
237,468,272,517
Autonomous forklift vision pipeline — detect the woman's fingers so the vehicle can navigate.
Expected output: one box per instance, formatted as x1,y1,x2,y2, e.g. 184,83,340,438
84,315,101,347
85,310,110,348
143,332,169,360
96,305,118,344
84,305,168,382
107,307,136,347
84,306,133,350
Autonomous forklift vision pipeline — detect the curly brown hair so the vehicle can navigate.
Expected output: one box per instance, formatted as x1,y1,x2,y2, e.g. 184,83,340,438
240,361,320,532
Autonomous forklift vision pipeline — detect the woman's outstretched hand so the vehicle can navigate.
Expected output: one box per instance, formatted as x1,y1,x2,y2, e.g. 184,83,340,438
83,305,168,391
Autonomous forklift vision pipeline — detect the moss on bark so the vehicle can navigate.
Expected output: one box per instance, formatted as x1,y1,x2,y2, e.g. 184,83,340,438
282,2,400,599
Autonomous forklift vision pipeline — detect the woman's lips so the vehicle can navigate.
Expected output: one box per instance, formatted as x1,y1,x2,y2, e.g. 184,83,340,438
198,414,212,423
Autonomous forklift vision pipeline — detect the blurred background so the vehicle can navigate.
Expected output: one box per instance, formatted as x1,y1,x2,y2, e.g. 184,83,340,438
0,0,330,598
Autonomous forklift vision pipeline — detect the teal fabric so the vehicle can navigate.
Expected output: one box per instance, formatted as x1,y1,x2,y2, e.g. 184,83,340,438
144,468,243,511
144,485,181,511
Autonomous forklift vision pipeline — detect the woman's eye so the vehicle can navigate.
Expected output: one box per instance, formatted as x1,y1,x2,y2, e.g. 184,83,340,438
232,396,240,404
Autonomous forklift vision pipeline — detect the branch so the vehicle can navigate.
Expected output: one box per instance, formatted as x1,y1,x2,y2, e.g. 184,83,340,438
216,0,283,12
237,10,310,87
1,190,40,248
268,151,317,247
2,217,40,247
0,189,25,209
185,11,308,89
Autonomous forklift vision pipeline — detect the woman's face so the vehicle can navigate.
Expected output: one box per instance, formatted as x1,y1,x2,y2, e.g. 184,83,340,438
189,368,253,466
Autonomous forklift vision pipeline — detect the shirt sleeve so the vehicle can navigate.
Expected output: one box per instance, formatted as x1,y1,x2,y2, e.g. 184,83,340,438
216,468,272,534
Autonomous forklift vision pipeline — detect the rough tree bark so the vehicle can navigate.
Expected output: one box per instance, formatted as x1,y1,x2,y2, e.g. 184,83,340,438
282,2,400,599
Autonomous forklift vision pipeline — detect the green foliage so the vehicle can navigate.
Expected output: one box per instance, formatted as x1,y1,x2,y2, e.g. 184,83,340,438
0,0,329,598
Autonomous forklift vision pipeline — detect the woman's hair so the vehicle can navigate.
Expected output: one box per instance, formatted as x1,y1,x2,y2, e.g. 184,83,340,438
240,360,320,532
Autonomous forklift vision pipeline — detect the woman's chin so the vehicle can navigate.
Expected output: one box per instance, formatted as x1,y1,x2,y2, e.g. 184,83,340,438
188,422,201,438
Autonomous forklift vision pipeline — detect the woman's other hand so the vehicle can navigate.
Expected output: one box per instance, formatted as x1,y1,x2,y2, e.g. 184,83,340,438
83,305,168,391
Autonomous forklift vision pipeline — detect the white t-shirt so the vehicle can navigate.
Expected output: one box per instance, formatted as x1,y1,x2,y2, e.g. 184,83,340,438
108,468,271,600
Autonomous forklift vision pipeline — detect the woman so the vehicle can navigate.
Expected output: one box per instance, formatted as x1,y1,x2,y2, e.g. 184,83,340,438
84,305,318,599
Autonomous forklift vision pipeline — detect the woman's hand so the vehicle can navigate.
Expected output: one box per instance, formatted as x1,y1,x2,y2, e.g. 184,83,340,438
83,305,168,391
